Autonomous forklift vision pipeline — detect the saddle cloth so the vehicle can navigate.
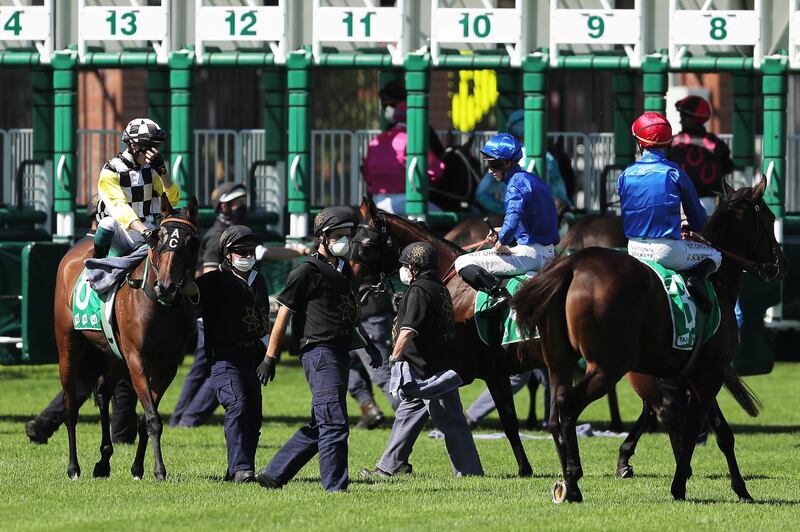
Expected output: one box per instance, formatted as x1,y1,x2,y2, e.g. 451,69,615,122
474,275,533,346
638,259,721,350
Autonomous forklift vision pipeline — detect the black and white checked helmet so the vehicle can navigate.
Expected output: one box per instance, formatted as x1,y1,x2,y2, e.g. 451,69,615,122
122,118,167,148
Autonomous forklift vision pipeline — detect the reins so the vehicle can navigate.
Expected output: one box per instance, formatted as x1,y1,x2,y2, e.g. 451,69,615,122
684,228,781,281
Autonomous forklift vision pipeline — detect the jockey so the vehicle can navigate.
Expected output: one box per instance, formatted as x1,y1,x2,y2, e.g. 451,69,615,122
454,133,560,302
362,101,445,215
618,112,722,311
93,118,180,258
669,95,734,216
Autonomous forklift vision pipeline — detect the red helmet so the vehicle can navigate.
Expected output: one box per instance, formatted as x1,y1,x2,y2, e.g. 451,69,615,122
675,95,711,125
631,112,672,148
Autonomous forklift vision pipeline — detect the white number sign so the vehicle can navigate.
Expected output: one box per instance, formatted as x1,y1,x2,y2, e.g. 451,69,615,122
78,1,170,64
549,0,643,67
790,2,800,69
312,1,404,65
0,1,53,63
668,0,762,68
195,1,287,64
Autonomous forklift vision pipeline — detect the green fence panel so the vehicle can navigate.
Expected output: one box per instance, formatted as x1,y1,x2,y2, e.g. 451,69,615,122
0,242,26,364
21,242,70,364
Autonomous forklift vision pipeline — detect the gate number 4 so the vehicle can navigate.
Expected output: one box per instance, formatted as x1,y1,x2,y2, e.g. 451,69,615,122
2,10,23,36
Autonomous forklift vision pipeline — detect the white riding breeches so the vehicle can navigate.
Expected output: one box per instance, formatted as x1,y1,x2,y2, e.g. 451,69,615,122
454,243,555,276
373,193,441,216
699,196,717,218
98,216,156,255
628,237,722,272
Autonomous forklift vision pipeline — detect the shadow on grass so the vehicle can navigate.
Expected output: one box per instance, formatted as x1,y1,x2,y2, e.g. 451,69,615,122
688,498,800,506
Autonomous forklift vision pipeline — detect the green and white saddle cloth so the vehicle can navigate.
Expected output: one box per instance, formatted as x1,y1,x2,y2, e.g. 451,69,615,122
639,259,721,350
71,268,123,359
474,275,534,346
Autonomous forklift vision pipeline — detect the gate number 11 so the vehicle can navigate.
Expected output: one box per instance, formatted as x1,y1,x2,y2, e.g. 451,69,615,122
343,11,375,38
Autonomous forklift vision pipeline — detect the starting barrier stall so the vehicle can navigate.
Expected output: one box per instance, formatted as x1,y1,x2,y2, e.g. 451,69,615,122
0,0,798,368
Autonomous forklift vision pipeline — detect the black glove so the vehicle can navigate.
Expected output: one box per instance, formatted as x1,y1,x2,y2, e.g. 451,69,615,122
359,324,383,369
142,228,159,248
256,356,277,386
147,150,168,176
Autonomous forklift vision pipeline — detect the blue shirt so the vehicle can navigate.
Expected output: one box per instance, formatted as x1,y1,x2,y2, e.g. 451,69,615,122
476,153,571,214
617,149,707,240
498,167,560,247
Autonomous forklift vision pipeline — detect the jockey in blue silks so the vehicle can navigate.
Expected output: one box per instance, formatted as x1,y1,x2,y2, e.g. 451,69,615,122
455,133,560,302
618,111,722,311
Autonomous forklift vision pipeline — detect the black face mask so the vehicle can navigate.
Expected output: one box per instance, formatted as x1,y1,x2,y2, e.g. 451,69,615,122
229,205,247,224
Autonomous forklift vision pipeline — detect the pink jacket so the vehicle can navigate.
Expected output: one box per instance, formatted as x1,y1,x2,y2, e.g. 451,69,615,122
363,124,445,195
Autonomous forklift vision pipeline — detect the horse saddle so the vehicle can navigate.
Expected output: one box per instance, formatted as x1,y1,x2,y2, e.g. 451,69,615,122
638,259,721,351
71,266,126,360
474,274,537,346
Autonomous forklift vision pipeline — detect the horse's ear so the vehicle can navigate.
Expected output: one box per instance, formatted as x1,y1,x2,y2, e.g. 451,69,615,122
461,133,474,152
445,129,455,148
368,196,380,219
187,196,199,221
753,173,768,201
160,192,174,216
359,196,371,220
721,179,735,198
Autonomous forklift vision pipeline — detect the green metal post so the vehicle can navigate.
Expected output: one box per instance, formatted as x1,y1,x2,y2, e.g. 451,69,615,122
261,66,286,229
31,67,53,162
404,54,430,220
286,51,311,238
52,51,77,241
147,68,171,161
495,70,520,130
522,55,547,179
761,57,788,219
169,52,194,206
642,55,668,114
612,73,636,167
732,72,755,171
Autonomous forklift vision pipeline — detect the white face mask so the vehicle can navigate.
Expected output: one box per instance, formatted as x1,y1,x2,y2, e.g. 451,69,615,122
232,256,255,272
399,266,413,285
328,236,350,257
384,105,395,123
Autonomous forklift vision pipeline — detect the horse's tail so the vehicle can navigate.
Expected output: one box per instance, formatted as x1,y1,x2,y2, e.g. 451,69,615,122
722,365,761,417
512,256,574,338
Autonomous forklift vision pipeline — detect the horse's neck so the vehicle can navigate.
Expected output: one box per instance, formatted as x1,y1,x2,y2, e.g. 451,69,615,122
705,230,743,303
386,215,461,278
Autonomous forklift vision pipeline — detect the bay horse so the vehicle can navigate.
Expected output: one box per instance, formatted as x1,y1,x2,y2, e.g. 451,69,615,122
55,194,199,480
352,198,536,477
512,178,787,502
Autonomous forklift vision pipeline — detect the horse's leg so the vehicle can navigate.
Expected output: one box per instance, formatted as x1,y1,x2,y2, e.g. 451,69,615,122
547,367,575,502
616,401,656,478
92,384,114,478
131,414,148,480
607,384,624,433
58,332,87,480
126,355,167,480
707,400,753,501
670,394,705,500
485,375,533,477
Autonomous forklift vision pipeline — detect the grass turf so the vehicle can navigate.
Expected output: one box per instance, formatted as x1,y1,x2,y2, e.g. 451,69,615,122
0,360,798,531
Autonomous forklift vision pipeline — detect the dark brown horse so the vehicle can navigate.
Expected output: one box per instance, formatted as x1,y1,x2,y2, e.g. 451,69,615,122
352,198,535,476
512,178,787,502
55,195,199,480
431,134,483,212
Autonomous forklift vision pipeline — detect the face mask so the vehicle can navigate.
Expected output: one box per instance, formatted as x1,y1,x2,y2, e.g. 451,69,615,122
399,266,413,285
384,105,395,123
229,204,247,224
232,256,255,272
328,236,350,257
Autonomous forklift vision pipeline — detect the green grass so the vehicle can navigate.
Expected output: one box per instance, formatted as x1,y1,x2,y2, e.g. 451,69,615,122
1,360,798,531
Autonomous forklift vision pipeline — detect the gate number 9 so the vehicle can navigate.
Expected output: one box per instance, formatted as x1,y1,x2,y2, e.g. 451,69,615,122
587,15,604,39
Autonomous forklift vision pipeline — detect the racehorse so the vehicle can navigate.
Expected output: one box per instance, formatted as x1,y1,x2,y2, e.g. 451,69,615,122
430,133,483,212
54,194,199,481
352,198,535,477
512,178,787,502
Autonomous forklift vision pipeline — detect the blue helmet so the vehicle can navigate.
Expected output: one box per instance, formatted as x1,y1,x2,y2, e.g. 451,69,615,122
480,133,523,162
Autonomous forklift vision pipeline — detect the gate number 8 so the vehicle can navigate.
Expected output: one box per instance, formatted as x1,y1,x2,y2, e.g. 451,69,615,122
709,17,727,41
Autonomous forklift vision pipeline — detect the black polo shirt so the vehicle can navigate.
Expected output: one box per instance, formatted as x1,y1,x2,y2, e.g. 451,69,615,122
196,217,230,272
394,271,460,379
195,267,269,361
277,254,359,354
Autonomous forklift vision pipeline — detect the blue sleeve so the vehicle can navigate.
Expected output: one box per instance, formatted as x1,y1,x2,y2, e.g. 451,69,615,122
475,173,505,213
499,184,524,245
675,168,708,231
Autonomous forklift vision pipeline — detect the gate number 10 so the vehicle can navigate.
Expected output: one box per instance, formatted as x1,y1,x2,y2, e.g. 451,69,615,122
458,13,492,39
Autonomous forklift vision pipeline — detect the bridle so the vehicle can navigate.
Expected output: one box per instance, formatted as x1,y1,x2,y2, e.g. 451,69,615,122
685,200,784,283
350,214,399,303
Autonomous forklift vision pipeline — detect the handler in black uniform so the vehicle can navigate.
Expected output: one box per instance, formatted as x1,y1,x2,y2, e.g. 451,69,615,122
195,225,270,483
361,242,483,479
256,206,378,492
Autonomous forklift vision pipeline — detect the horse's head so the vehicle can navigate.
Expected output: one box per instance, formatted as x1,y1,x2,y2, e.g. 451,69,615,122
349,197,400,285
151,193,200,305
705,176,788,282
437,133,482,210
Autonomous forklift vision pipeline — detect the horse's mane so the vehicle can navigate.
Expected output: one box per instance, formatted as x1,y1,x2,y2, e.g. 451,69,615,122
378,211,465,258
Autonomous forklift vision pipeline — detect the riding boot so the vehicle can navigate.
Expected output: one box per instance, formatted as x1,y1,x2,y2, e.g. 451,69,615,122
93,226,114,259
684,258,717,314
458,265,510,305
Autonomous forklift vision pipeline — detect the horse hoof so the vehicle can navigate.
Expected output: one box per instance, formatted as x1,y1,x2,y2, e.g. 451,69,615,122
67,465,80,481
518,465,533,478
617,465,634,479
131,465,144,480
551,480,568,504
739,495,754,504
154,471,167,482
92,462,111,478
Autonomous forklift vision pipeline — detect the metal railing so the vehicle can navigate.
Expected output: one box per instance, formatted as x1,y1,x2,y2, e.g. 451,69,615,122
1,129,34,207
310,129,360,207
76,129,122,206
194,129,241,205
239,129,284,230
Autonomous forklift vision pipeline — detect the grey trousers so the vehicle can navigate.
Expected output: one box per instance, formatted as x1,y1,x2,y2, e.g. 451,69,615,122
465,369,549,424
376,388,483,477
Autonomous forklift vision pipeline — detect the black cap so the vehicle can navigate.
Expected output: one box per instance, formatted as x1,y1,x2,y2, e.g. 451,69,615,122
313,206,356,237
399,242,437,271
379,79,406,102
218,225,258,257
